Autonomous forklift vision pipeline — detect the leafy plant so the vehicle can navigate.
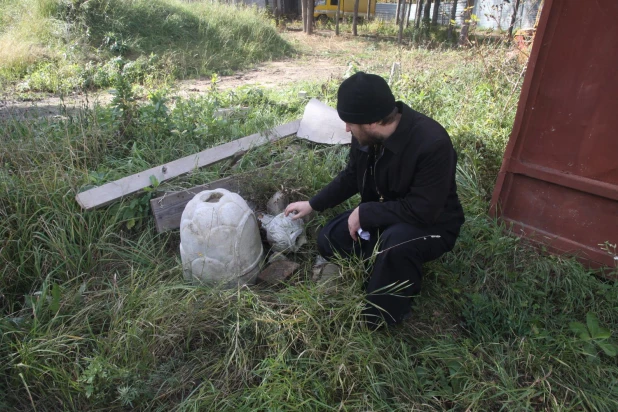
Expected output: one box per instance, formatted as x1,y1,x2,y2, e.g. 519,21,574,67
117,384,139,407
570,312,618,359
116,175,160,230
102,31,129,55
110,65,138,138
22,277,62,326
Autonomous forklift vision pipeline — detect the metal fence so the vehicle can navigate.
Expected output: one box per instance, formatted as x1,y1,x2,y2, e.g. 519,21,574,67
375,1,467,26
345,1,541,30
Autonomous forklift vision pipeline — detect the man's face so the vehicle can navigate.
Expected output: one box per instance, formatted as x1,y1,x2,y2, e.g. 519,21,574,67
346,123,380,146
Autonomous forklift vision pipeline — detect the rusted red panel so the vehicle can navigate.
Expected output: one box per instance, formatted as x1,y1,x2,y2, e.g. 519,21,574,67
490,0,618,269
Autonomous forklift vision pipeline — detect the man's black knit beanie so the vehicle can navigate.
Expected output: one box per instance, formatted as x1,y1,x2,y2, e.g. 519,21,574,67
336,72,396,124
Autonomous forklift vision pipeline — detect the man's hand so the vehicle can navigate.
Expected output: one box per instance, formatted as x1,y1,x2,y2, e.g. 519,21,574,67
347,206,361,241
284,201,313,220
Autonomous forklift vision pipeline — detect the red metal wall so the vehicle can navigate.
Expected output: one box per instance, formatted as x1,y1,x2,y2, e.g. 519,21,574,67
490,0,618,269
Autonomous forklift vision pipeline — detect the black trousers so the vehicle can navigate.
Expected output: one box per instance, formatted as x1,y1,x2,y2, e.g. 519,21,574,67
317,210,459,327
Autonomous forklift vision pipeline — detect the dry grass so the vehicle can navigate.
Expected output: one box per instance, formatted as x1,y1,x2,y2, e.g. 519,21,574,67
281,28,481,79
0,34,49,77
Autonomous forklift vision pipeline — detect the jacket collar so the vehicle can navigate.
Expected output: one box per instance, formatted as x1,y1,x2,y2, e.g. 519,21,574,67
382,101,415,154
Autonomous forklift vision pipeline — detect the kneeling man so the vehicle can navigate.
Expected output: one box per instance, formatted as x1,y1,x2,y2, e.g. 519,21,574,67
285,72,465,328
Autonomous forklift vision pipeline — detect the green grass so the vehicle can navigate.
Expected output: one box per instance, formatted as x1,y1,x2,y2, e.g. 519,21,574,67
0,0,292,93
1,38,618,410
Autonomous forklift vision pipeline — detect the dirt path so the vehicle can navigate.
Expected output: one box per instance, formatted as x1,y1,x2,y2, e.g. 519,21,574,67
0,27,478,120
0,58,347,120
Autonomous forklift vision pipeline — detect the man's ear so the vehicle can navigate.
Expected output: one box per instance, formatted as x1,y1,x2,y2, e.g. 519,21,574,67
364,122,378,131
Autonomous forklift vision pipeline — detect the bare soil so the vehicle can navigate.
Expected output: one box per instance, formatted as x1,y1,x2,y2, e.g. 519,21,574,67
0,28,475,120
0,57,347,120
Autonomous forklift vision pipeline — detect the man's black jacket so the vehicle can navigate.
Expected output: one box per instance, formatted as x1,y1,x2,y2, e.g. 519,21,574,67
309,102,465,232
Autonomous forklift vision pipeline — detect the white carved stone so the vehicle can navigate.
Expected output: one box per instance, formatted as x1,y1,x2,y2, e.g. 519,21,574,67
180,188,264,286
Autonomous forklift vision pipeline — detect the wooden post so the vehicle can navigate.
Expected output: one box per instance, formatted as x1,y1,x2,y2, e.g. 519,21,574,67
508,0,522,39
423,0,431,27
273,0,279,26
398,2,406,43
414,0,423,28
302,0,308,32
447,0,458,40
406,0,413,28
458,0,475,46
353,0,360,36
307,0,315,34
389,62,401,85
431,0,441,27
336,0,341,35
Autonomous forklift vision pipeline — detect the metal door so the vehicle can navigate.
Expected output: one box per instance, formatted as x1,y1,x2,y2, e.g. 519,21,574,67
490,0,618,269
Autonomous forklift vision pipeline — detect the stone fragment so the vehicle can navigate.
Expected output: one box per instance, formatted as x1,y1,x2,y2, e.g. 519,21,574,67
312,263,340,281
312,261,340,292
266,191,288,215
389,62,401,85
257,260,300,285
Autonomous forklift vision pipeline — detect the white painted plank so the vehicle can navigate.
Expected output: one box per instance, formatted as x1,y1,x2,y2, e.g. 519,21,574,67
76,120,300,210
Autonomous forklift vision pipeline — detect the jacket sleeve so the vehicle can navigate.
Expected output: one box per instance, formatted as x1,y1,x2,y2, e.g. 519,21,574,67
309,141,360,212
359,139,455,229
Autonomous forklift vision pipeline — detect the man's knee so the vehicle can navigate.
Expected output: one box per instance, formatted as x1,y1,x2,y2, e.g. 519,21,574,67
378,223,450,263
316,211,354,259
379,224,423,254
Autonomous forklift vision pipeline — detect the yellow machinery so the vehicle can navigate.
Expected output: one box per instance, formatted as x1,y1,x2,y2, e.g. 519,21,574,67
313,0,376,22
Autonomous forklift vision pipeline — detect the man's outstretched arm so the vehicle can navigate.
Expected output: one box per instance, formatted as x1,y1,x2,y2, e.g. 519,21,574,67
285,201,313,220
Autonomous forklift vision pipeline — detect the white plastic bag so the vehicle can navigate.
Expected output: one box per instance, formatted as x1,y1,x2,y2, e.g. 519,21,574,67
259,212,307,253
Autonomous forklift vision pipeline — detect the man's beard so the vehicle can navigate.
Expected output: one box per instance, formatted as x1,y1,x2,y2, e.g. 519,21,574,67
353,130,382,146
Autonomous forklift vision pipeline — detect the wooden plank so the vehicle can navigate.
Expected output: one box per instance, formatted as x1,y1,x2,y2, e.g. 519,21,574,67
150,176,246,233
75,120,300,210
150,161,290,233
